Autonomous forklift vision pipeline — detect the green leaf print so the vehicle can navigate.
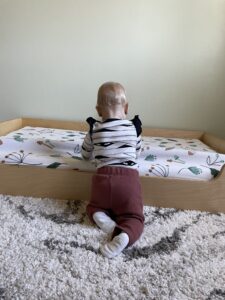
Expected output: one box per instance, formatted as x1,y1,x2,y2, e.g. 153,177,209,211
145,154,157,161
70,156,83,160
210,168,220,178
46,162,62,169
178,166,202,175
13,135,25,142
188,167,202,175
168,155,185,164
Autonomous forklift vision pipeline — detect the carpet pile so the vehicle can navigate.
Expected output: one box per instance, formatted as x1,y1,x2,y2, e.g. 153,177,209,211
0,194,225,299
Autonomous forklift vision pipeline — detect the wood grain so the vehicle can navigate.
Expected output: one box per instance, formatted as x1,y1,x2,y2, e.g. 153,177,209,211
0,118,224,213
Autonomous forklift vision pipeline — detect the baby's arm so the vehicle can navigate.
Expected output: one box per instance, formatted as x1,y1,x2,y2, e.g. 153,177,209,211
81,132,94,160
136,134,142,158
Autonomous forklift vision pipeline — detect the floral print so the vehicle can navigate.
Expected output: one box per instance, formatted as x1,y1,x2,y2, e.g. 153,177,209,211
0,126,225,180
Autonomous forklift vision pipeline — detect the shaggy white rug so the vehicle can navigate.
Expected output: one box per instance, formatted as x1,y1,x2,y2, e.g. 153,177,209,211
0,194,225,300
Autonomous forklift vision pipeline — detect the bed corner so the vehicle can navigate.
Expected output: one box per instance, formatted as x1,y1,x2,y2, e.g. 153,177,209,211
201,133,225,154
0,118,23,136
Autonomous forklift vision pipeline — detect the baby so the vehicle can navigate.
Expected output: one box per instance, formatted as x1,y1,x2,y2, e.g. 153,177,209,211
82,82,144,258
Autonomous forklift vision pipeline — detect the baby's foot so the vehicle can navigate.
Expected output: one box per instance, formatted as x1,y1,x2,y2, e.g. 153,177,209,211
93,211,116,234
100,232,129,258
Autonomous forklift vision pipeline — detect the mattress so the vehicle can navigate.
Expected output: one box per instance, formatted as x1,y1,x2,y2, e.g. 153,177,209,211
0,126,224,181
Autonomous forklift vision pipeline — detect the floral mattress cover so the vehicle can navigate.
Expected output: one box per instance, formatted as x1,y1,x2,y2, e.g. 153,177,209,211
0,126,224,181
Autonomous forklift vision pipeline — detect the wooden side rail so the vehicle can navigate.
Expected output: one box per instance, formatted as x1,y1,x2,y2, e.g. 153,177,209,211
22,117,88,131
202,133,225,154
0,118,22,136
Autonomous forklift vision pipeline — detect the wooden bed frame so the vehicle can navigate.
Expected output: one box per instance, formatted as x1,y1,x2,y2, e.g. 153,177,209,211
0,117,225,213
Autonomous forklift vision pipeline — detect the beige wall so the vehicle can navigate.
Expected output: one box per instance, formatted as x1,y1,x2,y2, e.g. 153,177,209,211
0,0,225,137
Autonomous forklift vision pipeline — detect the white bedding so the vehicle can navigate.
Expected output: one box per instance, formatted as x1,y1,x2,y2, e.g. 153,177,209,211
0,126,224,180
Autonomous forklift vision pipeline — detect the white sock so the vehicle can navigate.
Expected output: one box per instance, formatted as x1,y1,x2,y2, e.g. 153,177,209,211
100,232,129,258
93,212,116,234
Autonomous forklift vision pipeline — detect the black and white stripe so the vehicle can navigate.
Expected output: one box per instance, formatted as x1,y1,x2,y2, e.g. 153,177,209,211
82,117,142,169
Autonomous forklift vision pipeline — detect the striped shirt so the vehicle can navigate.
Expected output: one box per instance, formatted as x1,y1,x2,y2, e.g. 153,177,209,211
81,115,142,169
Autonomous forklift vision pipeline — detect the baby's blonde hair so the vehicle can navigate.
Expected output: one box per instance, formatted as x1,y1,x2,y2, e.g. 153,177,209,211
97,82,127,107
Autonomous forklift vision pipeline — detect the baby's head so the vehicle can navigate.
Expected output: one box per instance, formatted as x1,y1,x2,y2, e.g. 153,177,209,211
96,82,128,120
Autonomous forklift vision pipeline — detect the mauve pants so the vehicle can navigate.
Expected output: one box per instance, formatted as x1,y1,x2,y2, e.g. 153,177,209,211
86,166,144,247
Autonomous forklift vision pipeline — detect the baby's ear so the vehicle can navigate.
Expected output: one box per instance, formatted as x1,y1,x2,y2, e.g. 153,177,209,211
96,105,102,117
124,103,128,115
